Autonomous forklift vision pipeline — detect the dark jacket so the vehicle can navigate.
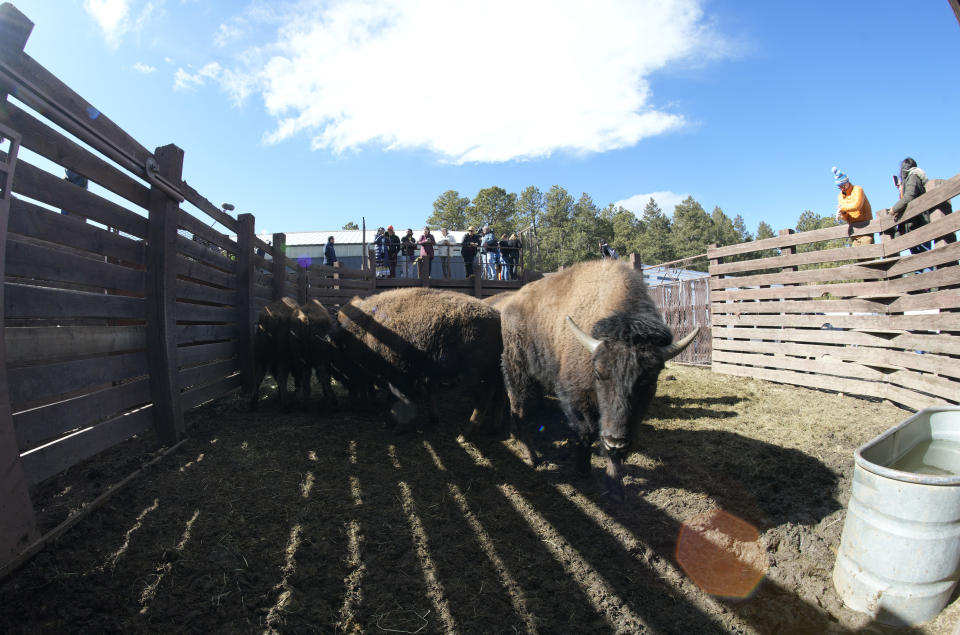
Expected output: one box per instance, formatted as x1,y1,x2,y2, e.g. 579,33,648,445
324,242,337,265
461,232,480,258
889,163,930,236
481,230,498,253
400,234,417,258
503,238,521,262
386,233,401,257
374,232,387,259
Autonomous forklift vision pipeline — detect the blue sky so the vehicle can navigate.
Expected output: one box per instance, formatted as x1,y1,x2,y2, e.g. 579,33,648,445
7,0,960,239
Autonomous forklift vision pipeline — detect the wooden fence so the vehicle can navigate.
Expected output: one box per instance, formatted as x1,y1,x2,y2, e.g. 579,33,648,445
0,2,522,575
708,174,960,410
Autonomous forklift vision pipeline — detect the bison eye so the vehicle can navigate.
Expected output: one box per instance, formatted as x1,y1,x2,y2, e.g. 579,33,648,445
593,365,609,381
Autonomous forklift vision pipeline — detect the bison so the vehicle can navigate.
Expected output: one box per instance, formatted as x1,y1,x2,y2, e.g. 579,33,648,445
250,297,303,410
250,297,337,410
333,288,505,433
498,259,698,500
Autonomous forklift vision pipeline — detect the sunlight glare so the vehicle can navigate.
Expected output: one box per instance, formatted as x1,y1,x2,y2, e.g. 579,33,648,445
675,509,769,599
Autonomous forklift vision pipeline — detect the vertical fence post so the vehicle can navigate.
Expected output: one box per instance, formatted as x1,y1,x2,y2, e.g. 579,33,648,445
630,253,642,270
271,232,286,301
0,122,38,568
237,213,255,393
146,144,185,445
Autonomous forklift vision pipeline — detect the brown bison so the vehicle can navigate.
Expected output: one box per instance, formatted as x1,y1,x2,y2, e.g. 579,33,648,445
333,288,504,432
498,259,698,500
251,297,303,410
250,298,337,410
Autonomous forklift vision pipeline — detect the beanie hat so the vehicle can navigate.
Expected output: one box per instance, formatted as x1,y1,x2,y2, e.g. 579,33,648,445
832,166,849,188
387,225,394,231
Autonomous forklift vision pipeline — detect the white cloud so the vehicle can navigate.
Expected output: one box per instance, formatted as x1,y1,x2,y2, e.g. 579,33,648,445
174,62,223,91
616,191,690,215
84,0,157,48
210,0,727,163
132,62,156,73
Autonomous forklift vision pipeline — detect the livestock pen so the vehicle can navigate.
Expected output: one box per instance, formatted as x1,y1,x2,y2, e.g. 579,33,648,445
4,3,960,632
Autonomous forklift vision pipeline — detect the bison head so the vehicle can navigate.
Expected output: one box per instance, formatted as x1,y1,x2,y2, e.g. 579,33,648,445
566,315,699,498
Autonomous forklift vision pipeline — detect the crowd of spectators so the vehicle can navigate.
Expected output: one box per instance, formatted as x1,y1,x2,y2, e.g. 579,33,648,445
369,224,522,280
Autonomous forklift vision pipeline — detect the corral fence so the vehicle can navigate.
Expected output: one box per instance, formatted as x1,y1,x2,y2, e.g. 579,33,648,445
708,176,959,411
0,2,522,576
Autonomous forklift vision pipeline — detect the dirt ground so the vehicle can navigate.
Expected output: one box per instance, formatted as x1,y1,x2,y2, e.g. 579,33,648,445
1,365,958,634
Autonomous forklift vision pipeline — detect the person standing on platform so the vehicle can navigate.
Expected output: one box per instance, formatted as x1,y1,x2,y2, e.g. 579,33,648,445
437,227,457,279
832,167,874,245
461,226,480,279
323,236,337,266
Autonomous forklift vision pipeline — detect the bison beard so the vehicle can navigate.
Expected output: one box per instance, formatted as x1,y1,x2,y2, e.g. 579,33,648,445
332,288,505,434
499,259,698,501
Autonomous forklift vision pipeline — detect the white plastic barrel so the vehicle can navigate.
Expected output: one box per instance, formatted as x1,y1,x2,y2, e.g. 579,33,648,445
833,406,960,626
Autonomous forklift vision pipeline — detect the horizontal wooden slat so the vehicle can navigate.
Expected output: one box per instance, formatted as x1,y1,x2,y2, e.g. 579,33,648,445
310,277,372,290
712,312,960,331
711,362,945,411
284,283,298,297
887,241,960,277
179,359,238,390
181,373,241,411
9,197,146,264
176,302,235,323
7,351,148,408
710,261,888,290
884,369,960,403
175,233,236,273
13,160,148,237
5,282,146,319
713,349,886,380
711,338,960,380
711,298,889,315
175,278,238,306
20,406,154,486
306,264,370,280
178,341,237,368
711,326,960,356
710,242,886,275
6,236,146,294
885,202,960,257
176,324,236,345
175,254,236,289
176,209,238,256
179,181,239,233
13,378,151,450
5,325,146,364
2,100,151,209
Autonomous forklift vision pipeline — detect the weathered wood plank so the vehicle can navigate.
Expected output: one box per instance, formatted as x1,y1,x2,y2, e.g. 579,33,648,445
175,278,238,306
179,181,239,233
309,276,371,290
1,101,151,209
710,241,886,275
20,406,154,487
176,209,238,257
236,213,255,393
175,254,236,290
175,324,235,345
711,298,888,315
888,288,960,313
181,373,241,411
710,261,888,290
5,282,145,319
711,338,960,380
175,302,235,323
711,326,960,356
885,198,960,257
6,236,146,294
711,362,944,410
886,240,960,277
9,198,145,264
7,351,149,408
711,312,960,331
13,378,151,451
178,359,238,390
13,160,149,237
712,350,887,381
5,325,146,364
175,233,236,273
178,341,237,368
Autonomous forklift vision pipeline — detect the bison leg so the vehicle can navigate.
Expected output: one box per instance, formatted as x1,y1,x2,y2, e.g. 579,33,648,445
276,364,291,409
317,364,338,408
603,456,626,502
250,361,268,411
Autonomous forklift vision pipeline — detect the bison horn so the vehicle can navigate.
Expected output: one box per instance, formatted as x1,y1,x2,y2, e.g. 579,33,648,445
660,327,700,361
566,316,601,354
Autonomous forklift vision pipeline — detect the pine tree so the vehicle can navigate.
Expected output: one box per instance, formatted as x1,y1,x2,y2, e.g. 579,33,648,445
670,196,712,271
427,190,470,230
636,197,674,265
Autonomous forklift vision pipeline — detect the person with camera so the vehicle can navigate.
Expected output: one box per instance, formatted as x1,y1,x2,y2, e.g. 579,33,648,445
461,226,480,278
831,167,874,245
882,157,931,254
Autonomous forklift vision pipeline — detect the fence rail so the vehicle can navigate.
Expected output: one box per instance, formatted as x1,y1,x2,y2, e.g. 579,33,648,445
708,176,959,410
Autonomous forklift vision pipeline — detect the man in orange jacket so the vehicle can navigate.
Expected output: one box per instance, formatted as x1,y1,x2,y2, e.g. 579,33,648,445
833,166,874,245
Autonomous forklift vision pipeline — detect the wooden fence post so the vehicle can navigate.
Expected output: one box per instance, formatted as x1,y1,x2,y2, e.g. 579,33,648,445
272,232,286,301
146,144,185,445
236,213,255,393
0,122,38,568
630,253,642,270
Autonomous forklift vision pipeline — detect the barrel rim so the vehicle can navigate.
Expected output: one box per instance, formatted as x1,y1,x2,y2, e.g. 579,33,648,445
854,406,960,485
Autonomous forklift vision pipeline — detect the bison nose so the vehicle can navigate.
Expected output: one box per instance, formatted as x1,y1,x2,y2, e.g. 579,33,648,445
601,434,629,451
